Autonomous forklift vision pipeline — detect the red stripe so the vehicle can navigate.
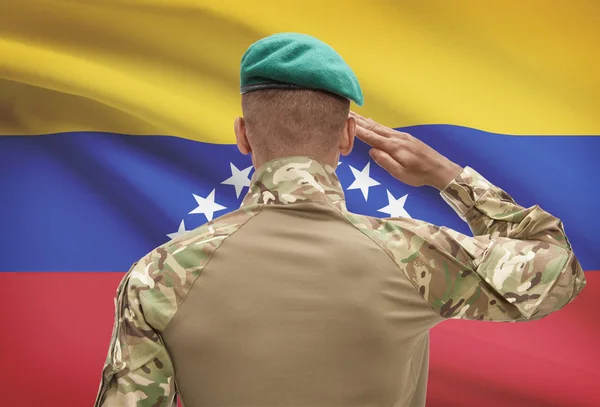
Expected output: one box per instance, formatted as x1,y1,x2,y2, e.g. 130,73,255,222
1,272,598,407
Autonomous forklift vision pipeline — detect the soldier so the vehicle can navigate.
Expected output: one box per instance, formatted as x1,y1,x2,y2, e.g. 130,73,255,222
95,33,586,407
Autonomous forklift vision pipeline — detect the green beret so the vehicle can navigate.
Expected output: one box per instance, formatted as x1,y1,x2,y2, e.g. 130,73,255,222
240,33,364,106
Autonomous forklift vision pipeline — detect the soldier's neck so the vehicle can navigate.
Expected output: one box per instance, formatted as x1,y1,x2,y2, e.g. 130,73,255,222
251,151,339,170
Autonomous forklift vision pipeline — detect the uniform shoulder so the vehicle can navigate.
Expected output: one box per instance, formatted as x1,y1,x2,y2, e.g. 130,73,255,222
339,209,487,298
341,210,437,247
163,204,262,259
341,210,482,257
125,205,262,330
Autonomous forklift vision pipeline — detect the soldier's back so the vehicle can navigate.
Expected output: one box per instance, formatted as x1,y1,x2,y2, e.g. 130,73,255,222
162,194,439,407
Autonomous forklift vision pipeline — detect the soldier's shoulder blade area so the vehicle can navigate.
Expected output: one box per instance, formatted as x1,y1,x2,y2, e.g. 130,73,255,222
128,205,263,328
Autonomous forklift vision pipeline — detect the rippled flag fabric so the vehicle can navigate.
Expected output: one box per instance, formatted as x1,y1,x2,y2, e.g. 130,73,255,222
1,1,599,406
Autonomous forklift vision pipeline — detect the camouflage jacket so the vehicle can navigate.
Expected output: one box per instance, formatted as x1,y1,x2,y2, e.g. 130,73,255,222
95,156,586,407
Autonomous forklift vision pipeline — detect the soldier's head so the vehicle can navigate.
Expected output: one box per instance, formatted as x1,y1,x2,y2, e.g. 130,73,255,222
235,88,356,168
236,33,363,168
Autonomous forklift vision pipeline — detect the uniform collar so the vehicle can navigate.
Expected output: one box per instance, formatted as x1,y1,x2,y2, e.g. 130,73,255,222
241,156,346,209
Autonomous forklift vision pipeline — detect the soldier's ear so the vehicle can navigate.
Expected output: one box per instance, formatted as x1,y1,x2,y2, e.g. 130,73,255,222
339,116,356,156
234,117,251,155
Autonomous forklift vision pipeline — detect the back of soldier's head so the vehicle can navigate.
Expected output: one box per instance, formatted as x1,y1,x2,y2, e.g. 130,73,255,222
241,88,350,159
238,33,363,163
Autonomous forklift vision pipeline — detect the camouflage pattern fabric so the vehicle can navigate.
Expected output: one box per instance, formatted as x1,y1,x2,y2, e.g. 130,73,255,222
95,156,586,406
94,207,262,406
347,165,585,321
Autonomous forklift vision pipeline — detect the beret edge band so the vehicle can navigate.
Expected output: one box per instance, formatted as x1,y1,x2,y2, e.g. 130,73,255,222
240,82,358,104
240,82,303,94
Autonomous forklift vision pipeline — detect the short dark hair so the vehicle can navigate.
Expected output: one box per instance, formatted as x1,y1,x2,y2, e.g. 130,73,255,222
241,89,350,159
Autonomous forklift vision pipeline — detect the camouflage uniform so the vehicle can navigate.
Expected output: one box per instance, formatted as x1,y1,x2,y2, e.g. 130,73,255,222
95,156,585,407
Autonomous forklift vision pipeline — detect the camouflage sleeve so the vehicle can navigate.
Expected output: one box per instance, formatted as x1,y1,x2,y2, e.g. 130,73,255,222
94,262,177,407
352,166,586,322
429,166,586,321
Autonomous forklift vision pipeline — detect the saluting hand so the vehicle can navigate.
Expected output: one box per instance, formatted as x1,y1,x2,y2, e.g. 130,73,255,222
350,112,462,191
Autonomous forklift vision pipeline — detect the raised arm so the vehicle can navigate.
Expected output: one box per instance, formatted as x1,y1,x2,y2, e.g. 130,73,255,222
350,112,586,321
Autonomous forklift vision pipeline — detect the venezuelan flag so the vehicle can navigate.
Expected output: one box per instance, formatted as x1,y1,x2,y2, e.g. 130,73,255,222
1,1,599,406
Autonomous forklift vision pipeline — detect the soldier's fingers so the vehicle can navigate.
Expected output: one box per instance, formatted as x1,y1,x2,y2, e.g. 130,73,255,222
369,122,411,141
369,148,405,178
356,125,396,151
350,112,376,130
351,112,401,139
349,111,381,129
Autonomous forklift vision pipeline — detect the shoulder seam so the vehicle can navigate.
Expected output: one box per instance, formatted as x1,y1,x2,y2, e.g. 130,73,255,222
143,205,265,333
326,203,446,320
325,202,408,271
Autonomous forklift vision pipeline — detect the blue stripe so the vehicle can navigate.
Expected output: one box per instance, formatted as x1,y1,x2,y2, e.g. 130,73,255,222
0,126,598,271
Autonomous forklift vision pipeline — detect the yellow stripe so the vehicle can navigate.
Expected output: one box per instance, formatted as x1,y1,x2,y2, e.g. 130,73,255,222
0,0,598,141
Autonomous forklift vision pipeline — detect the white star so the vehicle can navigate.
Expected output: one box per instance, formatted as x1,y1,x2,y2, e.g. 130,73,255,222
347,162,380,200
167,220,188,240
221,163,253,198
189,189,227,221
378,190,411,219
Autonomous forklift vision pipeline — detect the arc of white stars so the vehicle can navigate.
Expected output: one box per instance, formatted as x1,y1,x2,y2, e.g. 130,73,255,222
378,190,411,219
167,220,188,240
347,162,380,200
189,189,227,221
221,163,253,198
